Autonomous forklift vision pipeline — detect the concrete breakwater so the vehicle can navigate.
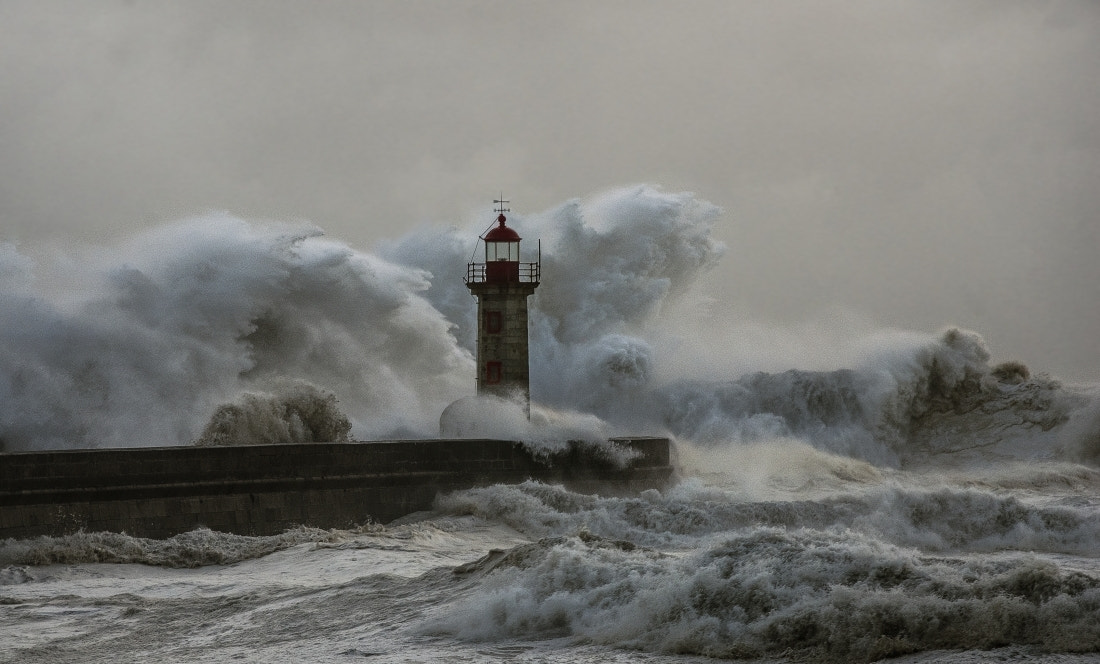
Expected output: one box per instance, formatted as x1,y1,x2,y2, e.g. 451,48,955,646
0,438,673,540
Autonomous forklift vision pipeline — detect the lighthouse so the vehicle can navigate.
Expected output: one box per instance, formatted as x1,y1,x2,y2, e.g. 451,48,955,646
464,198,540,413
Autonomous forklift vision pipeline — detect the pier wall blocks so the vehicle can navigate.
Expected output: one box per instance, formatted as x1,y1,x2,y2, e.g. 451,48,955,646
0,438,673,539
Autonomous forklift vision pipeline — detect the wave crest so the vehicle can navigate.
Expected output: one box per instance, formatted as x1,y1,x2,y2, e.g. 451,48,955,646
194,380,351,446
426,528,1100,660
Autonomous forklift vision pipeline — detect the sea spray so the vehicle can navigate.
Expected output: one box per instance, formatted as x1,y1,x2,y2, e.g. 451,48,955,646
1060,393,1100,464
0,215,471,450
380,186,725,415
438,393,641,465
193,380,351,446
650,328,1096,468
4,186,1097,463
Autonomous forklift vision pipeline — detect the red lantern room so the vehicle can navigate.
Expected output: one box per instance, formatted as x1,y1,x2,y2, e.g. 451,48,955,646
483,213,522,282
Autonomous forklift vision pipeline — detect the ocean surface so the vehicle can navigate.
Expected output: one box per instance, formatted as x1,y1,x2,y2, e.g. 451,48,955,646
2,187,1099,661
3,358,1100,663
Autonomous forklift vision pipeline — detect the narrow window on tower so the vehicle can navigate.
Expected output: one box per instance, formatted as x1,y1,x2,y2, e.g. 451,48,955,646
485,361,502,384
485,310,502,334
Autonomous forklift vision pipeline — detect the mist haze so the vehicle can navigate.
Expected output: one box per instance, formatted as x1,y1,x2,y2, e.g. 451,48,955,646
1,0,1098,382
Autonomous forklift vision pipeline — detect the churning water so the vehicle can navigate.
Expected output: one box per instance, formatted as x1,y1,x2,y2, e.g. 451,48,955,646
2,187,1099,662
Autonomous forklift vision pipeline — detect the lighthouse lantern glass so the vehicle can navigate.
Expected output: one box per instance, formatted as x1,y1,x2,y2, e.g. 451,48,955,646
486,239,520,262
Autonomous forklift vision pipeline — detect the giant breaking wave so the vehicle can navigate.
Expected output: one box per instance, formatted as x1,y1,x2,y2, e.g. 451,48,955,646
2,186,1095,469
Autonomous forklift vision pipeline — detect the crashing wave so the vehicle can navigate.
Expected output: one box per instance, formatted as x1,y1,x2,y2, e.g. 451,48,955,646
425,528,1100,661
193,380,351,446
654,328,1095,468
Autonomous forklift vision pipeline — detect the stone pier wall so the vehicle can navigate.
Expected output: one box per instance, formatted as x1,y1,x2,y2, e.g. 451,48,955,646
0,438,673,540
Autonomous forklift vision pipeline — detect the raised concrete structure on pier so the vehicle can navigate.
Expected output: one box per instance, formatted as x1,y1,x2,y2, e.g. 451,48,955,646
0,437,673,540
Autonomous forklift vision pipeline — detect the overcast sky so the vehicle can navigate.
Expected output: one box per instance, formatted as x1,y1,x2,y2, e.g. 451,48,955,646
2,1,1098,380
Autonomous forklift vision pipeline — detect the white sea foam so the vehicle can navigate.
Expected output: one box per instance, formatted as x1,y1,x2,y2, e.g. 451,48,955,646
0,526,345,569
424,529,1100,661
193,380,352,446
438,393,639,465
0,216,471,449
433,471,1100,556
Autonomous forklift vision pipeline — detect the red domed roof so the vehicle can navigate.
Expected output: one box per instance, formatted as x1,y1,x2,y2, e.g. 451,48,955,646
484,214,521,241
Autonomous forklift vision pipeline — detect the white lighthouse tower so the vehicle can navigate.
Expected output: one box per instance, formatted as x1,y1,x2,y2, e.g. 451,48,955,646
464,198,540,414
